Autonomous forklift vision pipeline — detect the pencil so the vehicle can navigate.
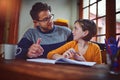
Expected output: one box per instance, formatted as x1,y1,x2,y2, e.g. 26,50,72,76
71,50,86,61
76,52,86,61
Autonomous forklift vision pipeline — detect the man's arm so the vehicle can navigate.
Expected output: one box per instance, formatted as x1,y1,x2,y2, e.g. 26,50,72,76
67,33,73,42
15,38,33,59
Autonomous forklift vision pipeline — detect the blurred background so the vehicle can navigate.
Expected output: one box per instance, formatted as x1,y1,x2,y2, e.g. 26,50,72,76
0,0,120,46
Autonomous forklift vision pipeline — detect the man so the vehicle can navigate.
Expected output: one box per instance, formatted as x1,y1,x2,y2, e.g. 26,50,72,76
16,2,73,59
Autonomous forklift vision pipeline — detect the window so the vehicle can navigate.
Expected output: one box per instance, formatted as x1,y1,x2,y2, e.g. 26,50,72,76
116,0,120,46
83,0,106,43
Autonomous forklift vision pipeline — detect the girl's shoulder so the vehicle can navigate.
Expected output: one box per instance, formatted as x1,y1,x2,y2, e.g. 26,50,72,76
88,42,100,49
65,40,78,46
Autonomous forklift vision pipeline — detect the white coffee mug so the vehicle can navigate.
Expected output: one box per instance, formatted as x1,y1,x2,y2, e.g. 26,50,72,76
4,44,17,60
0,44,4,58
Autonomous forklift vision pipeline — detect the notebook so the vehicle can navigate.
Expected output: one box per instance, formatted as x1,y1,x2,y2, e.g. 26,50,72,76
27,58,96,66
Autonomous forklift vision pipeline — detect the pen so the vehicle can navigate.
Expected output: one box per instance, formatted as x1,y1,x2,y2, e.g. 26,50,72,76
71,50,86,61
76,52,86,61
69,48,86,61
105,39,112,56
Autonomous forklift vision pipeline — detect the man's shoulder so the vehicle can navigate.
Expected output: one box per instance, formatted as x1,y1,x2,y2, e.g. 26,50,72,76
54,25,71,32
27,28,37,31
23,28,39,37
25,28,38,33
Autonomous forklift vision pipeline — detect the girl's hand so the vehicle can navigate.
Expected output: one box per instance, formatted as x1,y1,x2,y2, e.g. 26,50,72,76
74,52,86,61
62,48,75,58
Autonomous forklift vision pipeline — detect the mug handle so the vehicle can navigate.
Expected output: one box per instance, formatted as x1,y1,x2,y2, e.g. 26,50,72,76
15,46,22,55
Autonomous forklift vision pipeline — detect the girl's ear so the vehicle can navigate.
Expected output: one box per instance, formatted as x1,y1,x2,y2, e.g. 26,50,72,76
83,30,89,37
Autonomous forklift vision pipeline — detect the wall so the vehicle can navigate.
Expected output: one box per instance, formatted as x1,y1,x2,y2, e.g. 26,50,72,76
18,0,78,41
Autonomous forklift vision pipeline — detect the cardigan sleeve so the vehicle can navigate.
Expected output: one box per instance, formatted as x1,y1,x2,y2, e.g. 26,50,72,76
47,41,76,59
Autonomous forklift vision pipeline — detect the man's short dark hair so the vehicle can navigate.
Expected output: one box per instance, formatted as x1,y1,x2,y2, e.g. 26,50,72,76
74,19,97,41
30,2,51,20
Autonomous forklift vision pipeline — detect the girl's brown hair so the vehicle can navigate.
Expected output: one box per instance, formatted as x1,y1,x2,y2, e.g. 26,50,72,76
74,19,97,41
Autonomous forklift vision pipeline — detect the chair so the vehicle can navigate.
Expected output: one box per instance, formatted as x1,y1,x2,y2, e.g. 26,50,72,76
91,41,106,51
53,18,69,27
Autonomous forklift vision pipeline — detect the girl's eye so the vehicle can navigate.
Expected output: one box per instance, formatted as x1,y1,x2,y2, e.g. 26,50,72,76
74,26,77,30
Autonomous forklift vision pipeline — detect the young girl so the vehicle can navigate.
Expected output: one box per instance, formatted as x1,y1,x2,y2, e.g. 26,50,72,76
47,19,102,64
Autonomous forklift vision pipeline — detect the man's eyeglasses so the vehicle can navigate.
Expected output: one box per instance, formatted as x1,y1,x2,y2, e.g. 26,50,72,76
38,14,54,22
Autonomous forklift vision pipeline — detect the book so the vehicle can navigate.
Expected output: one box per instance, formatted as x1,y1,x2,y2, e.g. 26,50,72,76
27,58,96,66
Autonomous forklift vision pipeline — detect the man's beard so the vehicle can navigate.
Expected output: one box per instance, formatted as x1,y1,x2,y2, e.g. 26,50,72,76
40,26,53,32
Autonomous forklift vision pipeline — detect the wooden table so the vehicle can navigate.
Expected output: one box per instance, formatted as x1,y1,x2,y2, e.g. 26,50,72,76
0,59,119,80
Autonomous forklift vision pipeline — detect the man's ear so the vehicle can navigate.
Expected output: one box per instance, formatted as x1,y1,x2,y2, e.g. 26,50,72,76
33,20,39,27
33,20,38,23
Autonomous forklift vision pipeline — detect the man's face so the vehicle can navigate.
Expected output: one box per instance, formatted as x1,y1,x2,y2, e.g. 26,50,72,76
37,10,54,32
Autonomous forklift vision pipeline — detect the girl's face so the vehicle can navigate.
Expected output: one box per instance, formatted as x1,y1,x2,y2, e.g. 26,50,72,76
72,22,88,41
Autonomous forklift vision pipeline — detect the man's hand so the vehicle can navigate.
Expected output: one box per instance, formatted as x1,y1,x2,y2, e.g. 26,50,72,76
27,38,44,58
